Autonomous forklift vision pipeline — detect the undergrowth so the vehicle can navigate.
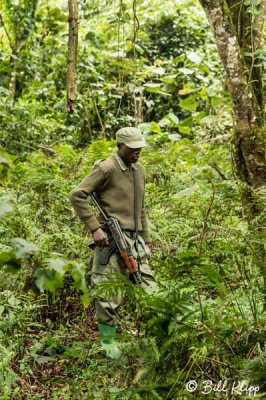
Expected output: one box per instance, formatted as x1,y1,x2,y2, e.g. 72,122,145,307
0,138,265,399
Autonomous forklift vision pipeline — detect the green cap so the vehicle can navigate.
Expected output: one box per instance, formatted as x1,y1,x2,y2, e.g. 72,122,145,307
116,127,147,149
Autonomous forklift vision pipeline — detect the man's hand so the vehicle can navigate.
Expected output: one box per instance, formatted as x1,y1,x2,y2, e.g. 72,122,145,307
92,227,109,247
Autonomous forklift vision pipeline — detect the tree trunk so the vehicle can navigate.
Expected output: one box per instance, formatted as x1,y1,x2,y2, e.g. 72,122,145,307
198,0,266,285
199,0,266,213
67,0,79,113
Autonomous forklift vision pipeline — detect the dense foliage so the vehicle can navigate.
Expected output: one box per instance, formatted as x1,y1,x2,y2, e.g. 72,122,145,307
0,0,265,399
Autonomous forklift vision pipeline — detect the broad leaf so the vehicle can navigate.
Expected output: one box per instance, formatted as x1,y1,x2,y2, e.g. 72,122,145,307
186,51,201,64
46,258,68,275
34,269,64,294
173,185,199,199
0,200,13,217
179,96,198,111
11,238,39,259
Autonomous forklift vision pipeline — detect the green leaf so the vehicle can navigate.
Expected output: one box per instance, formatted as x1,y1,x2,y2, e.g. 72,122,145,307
71,262,90,307
160,75,177,84
150,121,161,133
4,260,21,274
138,123,153,133
177,116,193,134
0,156,11,167
8,295,21,306
36,355,54,365
46,258,68,275
186,51,201,64
173,185,198,199
156,91,172,97
211,97,223,107
179,116,193,127
0,250,15,267
179,96,198,111
168,134,181,142
0,247,21,273
125,41,133,53
138,122,160,134
80,292,90,308
0,200,13,217
200,115,217,125
71,262,87,291
34,268,64,294
144,83,162,93
151,67,166,75
194,111,208,123
178,125,191,135
132,43,144,54
168,113,179,125
178,67,194,75
11,238,39,259
158,118,170,127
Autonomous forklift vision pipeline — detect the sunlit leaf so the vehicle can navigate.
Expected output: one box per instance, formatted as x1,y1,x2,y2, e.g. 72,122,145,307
200,115,217,125
168,134,181,142
178,67,194,75
168,113,179,125
11,238,39,259
144,83,162,93
178,88,193,96
151,67,166,75
173,185,199,199
46,258,68,275
186,51,201,64
0,201,13,217
138,121,160,134
0,156,11,167
34,269,64,294
179,96,198,111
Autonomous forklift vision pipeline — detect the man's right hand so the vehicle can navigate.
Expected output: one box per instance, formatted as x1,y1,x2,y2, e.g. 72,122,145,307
92,227,109,247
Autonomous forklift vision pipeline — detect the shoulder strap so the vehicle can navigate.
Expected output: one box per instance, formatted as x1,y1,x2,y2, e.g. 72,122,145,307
132,167,138,235
132,168,141,263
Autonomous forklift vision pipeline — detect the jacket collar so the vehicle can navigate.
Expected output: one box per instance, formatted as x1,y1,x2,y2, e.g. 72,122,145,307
113,152,137,171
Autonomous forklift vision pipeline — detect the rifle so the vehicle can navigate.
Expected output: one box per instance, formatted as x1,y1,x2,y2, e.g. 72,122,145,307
89,193,142,285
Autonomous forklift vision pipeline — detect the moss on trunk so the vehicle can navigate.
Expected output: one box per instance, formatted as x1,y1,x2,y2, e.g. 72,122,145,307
199,0,266,291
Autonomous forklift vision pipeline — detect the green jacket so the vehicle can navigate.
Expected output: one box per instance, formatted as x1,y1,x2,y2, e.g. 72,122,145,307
69,152,151,243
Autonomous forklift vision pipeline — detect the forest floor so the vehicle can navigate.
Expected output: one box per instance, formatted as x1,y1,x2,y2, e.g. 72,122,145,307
12,301,138,400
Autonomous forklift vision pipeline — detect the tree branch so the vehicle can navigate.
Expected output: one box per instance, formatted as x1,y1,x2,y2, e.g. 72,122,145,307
0,12,14,51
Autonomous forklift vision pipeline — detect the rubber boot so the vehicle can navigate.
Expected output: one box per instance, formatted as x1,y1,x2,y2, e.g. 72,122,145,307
99,323,121,360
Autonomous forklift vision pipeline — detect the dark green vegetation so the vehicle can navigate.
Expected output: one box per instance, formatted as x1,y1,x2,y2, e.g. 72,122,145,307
0,0,265,399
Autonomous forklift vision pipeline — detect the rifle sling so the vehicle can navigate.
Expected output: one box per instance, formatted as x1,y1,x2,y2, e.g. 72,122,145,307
132,167,140,263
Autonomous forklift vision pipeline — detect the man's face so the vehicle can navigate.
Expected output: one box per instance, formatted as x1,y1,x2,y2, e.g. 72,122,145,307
118,144,142,166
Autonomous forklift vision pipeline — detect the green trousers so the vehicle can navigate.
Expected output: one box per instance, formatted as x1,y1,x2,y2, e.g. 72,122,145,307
90,231,157,325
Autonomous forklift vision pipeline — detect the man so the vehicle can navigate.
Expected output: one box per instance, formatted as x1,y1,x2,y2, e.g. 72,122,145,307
69,127,157,358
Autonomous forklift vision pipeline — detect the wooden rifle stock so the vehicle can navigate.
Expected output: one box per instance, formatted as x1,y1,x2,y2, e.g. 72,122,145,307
120,250,138,273
120,251,142,285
